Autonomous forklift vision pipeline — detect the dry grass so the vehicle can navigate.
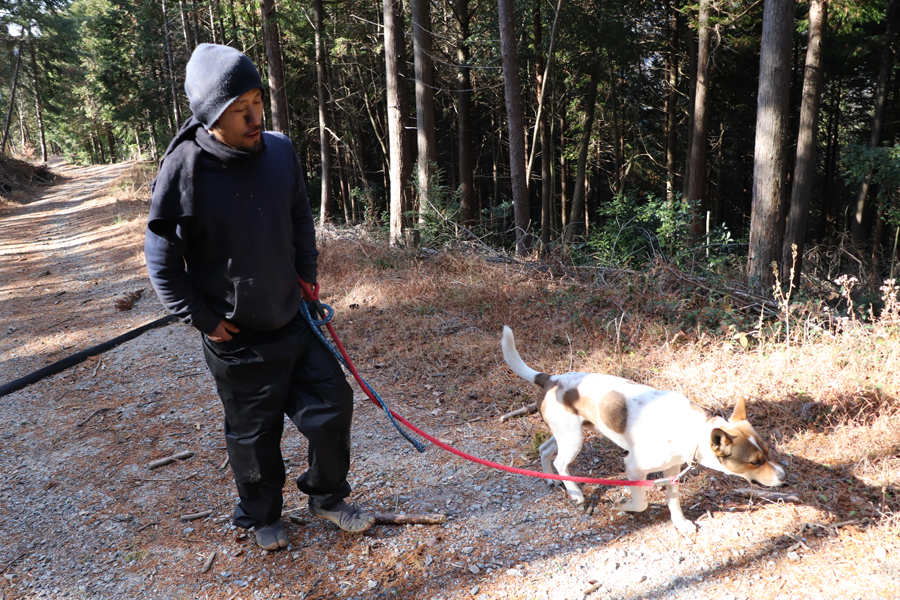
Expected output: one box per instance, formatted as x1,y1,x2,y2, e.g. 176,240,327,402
315,228,900,545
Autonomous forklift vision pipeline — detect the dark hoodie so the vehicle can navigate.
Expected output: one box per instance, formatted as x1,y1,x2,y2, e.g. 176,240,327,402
144,45,317,335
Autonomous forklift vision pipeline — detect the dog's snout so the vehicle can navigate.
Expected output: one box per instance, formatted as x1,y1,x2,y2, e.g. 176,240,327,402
772,463,786,485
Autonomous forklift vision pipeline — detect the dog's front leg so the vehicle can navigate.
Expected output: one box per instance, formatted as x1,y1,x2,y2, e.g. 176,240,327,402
663,465,696,535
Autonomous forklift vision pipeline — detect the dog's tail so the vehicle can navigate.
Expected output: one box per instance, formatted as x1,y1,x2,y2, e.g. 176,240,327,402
501,326,549,386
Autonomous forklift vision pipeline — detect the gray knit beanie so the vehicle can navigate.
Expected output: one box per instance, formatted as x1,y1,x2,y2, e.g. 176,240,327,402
185,44,264,129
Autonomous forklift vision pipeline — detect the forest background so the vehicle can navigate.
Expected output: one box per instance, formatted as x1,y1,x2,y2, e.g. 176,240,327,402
1,0,900,304
1,2,900,595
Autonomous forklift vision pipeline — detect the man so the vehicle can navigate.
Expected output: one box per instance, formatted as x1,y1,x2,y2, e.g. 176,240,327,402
145,43,373,551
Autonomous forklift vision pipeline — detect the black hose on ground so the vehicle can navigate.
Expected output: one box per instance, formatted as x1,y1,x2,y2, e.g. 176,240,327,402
0,314,178,398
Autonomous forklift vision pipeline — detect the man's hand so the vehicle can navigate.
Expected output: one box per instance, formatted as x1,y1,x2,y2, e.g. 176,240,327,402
208,319,240,343
300,280,327,319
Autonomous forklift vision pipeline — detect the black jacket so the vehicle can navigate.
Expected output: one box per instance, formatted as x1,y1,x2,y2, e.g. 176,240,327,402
145,127,318,334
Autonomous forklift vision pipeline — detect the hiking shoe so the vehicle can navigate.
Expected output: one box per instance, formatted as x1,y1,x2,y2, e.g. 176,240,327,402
309,500,374,533
252,520,288,551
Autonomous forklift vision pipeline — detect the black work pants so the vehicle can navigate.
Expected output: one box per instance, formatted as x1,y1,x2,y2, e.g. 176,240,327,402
201,310,354,529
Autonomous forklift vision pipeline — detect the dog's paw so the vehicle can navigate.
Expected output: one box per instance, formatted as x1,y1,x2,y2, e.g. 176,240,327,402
545,479,563,488
615,498,647,513
672,519,697,535
568,491,585,505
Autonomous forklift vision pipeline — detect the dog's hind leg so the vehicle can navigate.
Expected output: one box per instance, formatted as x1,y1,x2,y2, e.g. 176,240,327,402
538,436,562,488
549,424,585,504
616,455,649,514
663,465,696,535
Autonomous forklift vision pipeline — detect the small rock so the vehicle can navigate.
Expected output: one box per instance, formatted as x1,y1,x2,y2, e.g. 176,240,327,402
638,575,647,583
460,547,474,555
506,568,523,577
425,537,440,548
468,565,480,574
787,551,800,561
425,555,433,567
367,580,378,589
874,547,888,559
469,586,480,596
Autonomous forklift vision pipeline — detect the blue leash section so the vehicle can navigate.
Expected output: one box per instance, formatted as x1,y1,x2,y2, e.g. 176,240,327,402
299,299,427,453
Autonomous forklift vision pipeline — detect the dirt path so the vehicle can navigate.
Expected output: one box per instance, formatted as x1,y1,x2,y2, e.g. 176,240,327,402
0,162,896,600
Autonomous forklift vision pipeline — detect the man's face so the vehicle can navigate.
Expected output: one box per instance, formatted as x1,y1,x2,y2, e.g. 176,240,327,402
209,88,264,151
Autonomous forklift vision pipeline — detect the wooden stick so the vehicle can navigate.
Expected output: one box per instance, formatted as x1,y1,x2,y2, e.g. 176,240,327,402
581,582,602,597
76,407,109,427
180,510,213,522
499,401,538,422
0,552,27,574
733,488,801,503
372,513,446,525
218,455,230,470
200,551,217,574
147,451,195,470
135,522,160,532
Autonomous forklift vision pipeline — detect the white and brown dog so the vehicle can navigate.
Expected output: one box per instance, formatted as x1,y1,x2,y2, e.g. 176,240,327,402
501,326,786,534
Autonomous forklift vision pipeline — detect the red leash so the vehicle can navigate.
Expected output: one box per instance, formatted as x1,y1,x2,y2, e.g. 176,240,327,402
300,281,680,488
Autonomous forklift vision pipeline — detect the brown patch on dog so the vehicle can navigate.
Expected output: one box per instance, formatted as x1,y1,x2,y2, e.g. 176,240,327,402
534,373,552,388
561,387,580,410
596,391,628,434
562,388,628,434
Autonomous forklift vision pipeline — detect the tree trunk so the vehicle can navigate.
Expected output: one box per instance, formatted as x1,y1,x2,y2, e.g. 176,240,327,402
1,41,22,156
161,0,183,129
498,0,530,254
455,0,476,226
228,0,239,48
682,27,697,200
28,36,47,163
208,2,218,43
560,111,568,230
412,0,437,224
178,0,195,54
106,124,117,163
687,0,711,239
748,0,795,291
665,1,680,204
822,79,841,237
216,0,227,46
782,0,827,285
260,0,289,133
610,64,622,195
534,0,552,246
564,71,598,243
384,0,411,245
851,0,898,243
313,0,333,224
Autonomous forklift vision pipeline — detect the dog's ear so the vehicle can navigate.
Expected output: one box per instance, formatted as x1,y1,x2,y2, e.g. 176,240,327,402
710,428,735,457
729,397,747,423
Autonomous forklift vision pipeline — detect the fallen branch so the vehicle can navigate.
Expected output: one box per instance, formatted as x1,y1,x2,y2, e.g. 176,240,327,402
500,402,538,422
180,510,213,522
135,522,160,532
373,513,446,525
147,451,194,470
733,488,801,503
76,407,110,427
581,581,602,597
200,551,217,574
0,552,27,574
